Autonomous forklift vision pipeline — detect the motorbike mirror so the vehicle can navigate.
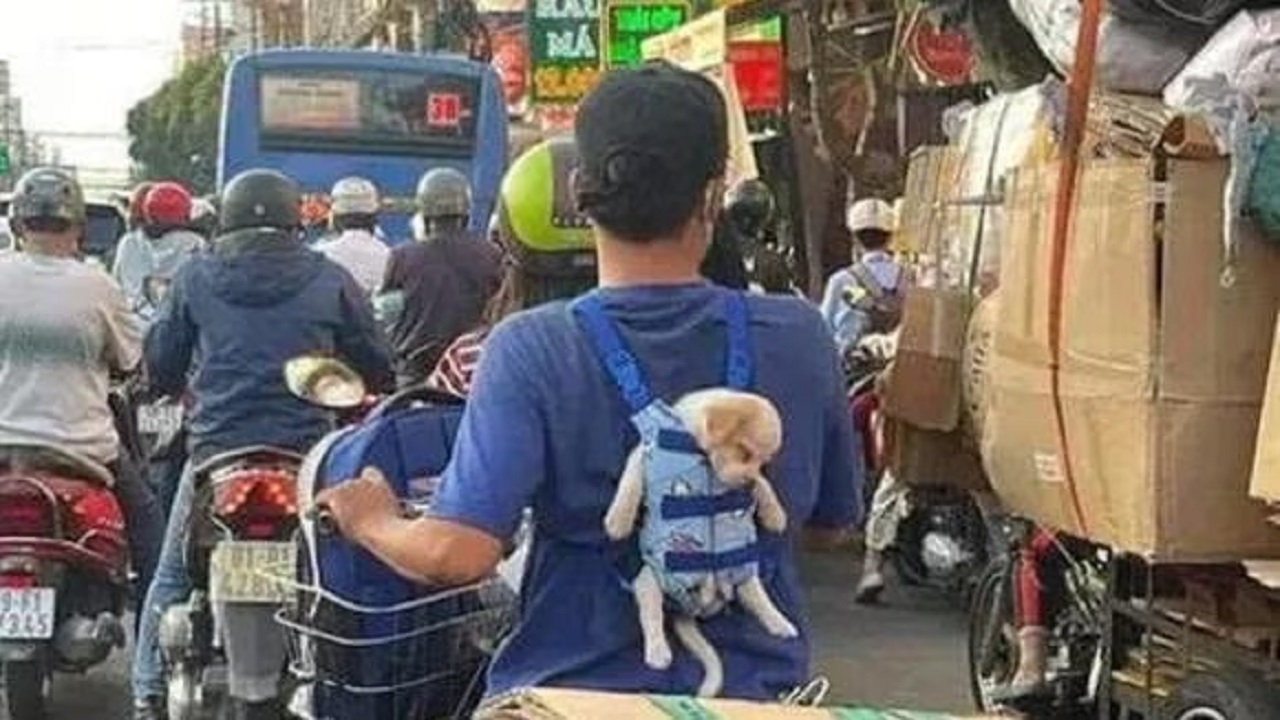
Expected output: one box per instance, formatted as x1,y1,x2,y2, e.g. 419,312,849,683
284,355,366,409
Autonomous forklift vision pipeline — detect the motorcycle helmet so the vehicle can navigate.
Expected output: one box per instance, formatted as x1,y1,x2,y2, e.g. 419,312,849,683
497,136,595,277
724,178,775,239
142,182,194,229
9,167,87,228
220,169,302,233
330,176,380,217
415,168,472,220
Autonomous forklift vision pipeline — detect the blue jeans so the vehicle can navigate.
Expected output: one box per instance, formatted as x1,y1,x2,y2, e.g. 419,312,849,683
132,459,195,701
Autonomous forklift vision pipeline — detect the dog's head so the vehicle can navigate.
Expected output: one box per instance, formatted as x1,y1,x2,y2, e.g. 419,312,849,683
676,389,783,487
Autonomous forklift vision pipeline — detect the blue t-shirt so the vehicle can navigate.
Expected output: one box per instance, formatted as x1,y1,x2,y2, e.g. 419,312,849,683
430,282,862,700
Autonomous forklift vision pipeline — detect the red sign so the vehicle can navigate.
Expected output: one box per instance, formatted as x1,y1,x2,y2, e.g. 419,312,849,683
427,92,464,128
907,17,974,86
729,41,782,112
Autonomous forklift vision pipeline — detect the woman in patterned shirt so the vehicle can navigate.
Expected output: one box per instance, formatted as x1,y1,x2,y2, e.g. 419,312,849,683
426,136,597,398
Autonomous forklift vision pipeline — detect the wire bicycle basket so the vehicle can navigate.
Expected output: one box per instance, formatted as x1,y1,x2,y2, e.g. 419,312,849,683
264,560,517,720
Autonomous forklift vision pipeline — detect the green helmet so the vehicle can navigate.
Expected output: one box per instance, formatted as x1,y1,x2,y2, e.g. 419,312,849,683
9,167,87,227
415,168,471,220
498,137,595,276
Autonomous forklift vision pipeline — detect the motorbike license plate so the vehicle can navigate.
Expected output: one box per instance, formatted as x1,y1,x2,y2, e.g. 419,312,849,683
0,588,56,640
209,541,295,604
137,402,183,435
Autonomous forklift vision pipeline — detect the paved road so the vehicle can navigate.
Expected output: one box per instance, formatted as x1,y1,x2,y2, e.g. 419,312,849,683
3,549,971,719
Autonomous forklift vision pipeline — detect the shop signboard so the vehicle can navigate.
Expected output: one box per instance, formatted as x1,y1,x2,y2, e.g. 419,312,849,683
727,17,783,112
602,0,690,69
483,12,532,116
528,0,603,104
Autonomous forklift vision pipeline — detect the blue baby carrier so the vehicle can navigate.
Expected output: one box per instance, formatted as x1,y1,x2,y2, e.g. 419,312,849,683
572,290,763,617
289,387,516,720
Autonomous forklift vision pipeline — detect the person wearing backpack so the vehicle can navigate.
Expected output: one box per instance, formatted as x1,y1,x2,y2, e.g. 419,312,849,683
314,63,862,702
819,197,904,361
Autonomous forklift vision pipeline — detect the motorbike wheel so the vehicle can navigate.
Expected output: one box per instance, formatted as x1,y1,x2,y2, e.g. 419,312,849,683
967,561,1018,713
1159,668,1280,720
5,660,51,720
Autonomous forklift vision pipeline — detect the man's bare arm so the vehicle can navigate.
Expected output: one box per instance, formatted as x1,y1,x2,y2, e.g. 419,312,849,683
351,515,505,587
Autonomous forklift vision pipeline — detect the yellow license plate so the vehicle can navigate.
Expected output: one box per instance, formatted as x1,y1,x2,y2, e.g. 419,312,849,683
209,541,295,604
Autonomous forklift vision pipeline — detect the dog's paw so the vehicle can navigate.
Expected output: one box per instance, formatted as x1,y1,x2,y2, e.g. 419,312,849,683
764,616,799,639
603,509,634,540
645,640,674,670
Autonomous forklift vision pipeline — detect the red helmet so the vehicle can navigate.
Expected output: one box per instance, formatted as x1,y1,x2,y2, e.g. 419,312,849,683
142,182,193,228
128,183,155,226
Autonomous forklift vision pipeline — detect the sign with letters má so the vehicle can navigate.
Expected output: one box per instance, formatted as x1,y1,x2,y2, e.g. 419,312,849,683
602,0,689,69
528,0,602,104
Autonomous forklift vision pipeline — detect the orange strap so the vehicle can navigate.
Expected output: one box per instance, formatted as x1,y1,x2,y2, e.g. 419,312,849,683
1047,0,1106,535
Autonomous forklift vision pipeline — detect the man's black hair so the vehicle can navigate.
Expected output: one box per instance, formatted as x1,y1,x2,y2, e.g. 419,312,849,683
855,228,891,251
574,63,728,243
333,213,377,232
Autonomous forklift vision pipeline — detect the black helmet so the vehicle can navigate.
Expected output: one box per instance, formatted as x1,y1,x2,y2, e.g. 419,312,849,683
9,167,87,227
724,178,775,239
415,168,471,220
219,169,302,233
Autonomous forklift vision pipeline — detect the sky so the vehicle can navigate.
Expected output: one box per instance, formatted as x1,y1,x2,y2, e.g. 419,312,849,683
0,0,183,173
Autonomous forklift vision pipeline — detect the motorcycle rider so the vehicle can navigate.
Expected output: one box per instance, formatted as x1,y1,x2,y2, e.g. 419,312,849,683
317,64,861,701
380,167,502,386
112,181,206,321
701,178,773,290
819,197,904,359
313,176,390,296
0,167,164,623
132,169,395,720
426,136,597,398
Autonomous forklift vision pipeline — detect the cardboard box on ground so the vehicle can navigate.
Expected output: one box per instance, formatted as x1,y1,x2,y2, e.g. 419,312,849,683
473,688,1003,719
1249,312,1280,515
984,149,1280,560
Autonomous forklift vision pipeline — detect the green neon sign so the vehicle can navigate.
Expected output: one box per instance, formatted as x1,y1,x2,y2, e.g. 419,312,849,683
604,1,690,68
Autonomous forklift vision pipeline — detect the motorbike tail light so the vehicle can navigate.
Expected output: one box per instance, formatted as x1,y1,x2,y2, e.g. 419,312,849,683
59,482,127,560
0,486,56,537
214,468,298,540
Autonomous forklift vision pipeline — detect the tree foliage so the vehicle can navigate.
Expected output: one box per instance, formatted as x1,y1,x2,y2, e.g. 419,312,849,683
127,56,226,194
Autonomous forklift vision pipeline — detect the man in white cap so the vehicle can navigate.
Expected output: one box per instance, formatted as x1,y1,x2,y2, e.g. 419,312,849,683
819,197,904,359
313,176,391,295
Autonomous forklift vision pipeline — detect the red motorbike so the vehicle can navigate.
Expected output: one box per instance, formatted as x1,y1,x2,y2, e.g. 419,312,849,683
0,445,130,720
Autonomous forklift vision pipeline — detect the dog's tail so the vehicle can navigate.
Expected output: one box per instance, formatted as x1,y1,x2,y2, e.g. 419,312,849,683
673,617,724,698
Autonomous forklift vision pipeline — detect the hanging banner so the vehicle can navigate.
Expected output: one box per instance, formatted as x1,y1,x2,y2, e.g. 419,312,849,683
483,12,531,116
528,0,603,104
602,0,690,68
641,8,726,72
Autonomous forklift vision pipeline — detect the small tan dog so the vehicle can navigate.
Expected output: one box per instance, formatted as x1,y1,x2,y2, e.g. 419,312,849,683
604,388,796,697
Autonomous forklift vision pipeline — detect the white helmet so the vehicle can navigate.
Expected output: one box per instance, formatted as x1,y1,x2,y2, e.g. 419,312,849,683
847,198,895,234
330,176,380,216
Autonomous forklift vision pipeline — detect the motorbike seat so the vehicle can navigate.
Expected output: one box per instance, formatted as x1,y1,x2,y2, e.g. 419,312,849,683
193,445,305,485
0,443,115,488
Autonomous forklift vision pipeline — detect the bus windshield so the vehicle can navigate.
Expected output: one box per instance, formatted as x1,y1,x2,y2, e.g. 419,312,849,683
258,69,483,157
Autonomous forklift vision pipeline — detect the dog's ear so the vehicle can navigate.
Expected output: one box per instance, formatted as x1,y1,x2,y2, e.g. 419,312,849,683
700,397,752,447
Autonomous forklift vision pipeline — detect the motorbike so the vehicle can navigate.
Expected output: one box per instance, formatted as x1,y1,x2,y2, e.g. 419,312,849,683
848,332,989,603
0,445,131,720
157,443,305,720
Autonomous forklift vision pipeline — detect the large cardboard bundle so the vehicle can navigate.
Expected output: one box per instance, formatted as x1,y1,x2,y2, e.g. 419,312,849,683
1248,314,1280,515
983,156,1280,560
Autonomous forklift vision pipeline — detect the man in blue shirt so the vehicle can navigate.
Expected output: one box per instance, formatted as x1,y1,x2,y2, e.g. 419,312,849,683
317,63,861,701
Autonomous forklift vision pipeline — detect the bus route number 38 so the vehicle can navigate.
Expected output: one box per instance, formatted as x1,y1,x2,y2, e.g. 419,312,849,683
426,92,463,129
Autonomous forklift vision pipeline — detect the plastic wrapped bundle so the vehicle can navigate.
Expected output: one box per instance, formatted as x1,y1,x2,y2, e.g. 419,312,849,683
1009,0,1209,95
1109,0,1249,27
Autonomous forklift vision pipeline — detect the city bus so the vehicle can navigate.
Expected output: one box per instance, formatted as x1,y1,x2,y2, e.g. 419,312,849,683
218,49,509,244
